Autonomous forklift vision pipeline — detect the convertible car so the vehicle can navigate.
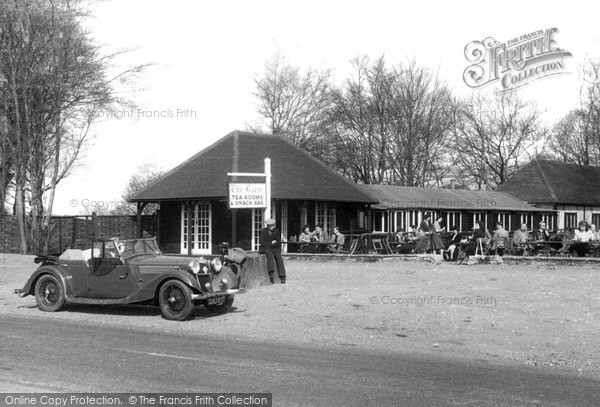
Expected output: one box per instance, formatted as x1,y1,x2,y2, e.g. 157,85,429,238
13,237,245,321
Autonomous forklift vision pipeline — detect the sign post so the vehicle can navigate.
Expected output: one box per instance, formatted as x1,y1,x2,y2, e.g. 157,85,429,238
265,158,271,221
227,158,271,248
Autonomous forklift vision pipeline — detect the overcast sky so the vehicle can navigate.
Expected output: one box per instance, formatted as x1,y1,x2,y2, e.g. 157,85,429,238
53,0,600,215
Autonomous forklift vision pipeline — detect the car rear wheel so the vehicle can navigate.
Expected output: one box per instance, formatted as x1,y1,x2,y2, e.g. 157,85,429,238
204,295,234,313
34,274,66,312
158,280,194,321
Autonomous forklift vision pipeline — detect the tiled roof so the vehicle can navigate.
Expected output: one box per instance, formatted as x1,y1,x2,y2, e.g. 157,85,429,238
496,159,600,206
358,184,547,212
131,130,377,203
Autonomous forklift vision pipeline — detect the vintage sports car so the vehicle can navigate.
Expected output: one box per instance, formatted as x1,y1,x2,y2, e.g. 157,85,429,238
13,237,245,321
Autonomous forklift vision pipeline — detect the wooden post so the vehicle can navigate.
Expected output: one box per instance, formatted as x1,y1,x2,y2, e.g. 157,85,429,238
71,216,76,249
156,203,161,246
91,212,96,246
136,202,142,238
264,158,271,221
187,201,194,256
136,202,148,238
231,209,237,247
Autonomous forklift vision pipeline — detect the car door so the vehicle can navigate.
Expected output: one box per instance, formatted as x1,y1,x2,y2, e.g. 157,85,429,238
87,242,138,299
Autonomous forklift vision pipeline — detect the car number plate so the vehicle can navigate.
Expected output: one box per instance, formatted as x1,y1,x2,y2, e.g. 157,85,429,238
207,296,226,306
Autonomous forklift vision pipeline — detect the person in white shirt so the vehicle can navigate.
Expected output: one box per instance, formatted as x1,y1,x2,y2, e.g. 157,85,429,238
574,221,593,242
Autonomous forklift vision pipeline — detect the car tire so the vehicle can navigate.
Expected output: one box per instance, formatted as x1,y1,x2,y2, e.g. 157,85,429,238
34,274,66,312
158,279,195,321
204,295,234,313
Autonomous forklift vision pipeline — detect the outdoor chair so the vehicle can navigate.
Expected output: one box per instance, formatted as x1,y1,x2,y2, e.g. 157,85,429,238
371,238,385,253
329,238,354,255
347,238,359,255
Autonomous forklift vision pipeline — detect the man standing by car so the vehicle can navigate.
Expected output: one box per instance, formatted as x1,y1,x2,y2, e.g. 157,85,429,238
259,219,286,284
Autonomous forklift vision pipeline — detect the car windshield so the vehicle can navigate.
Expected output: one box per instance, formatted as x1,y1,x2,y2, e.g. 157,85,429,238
113,238,161,260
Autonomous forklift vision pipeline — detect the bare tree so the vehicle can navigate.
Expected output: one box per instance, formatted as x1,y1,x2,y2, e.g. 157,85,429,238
546,57,600,165
386,60,454,187
0,0,148,252
449,91,545,190
251,51,332,151
115,162,165,215
325,56,392,184
324,57,452,186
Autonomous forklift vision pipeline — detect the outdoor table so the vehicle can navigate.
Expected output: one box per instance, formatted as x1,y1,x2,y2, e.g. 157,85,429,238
526,240,564,256
544,240,600,257
284,241,330,253
513,241,535,256
589,241,600,257
562,240,598,257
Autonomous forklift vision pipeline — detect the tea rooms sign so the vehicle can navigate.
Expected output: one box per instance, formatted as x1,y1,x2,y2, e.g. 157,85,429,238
228,183,267,208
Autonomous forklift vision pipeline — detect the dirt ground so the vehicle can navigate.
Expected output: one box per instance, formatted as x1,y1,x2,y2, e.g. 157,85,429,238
1,254,599,379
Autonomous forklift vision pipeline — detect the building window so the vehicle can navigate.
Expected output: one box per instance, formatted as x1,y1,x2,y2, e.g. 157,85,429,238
541,213,556,230
473,212,487,229
373,211,389,232
252,208,263,251
357,210,367,229
181,202,211,254
496,212,511,229
408,210,419,230
393,210,407,232
519,213,533,230
592,214,600,229
564,212,578,229
315,202,336,234
423,211,437,223
446,211,462,231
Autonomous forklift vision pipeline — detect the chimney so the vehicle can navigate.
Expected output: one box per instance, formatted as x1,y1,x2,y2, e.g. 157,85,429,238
450,179,456,190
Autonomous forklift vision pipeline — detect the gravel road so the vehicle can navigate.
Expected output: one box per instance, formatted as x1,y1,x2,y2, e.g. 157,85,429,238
1,254,599,378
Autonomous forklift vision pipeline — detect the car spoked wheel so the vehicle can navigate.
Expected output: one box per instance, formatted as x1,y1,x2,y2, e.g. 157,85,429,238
34,274,66,312
158,280,194,321
204,295,234,313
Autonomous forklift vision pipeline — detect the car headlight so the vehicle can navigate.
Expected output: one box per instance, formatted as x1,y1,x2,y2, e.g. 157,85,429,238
211,258,223,273
188,259,201,274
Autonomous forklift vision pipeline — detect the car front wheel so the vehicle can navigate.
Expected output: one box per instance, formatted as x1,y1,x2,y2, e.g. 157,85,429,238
158,280,195,321
34,274,66,312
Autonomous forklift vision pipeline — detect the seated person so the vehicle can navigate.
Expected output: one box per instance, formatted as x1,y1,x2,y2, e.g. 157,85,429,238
512,223,531,255
533,222,550,241
443,226,461,261
406,226,418,242
393,230,406,243
590,224,600,242
513,223,530,243
491,222,509,263
104,241,119,258
470,222,487,255
311,224,328,243
413,216,432,253
298,225,313,253
588,224,600,256
560,221,593,257
328,226,345,252
574,221,593,242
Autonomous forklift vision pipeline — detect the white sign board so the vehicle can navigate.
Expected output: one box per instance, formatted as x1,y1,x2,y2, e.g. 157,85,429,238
228,183,267,208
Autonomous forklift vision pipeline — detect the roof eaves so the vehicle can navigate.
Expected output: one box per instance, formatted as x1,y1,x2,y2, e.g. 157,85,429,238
129,130,238,202
281,139,379,204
